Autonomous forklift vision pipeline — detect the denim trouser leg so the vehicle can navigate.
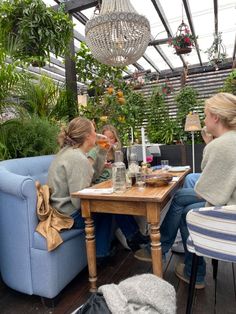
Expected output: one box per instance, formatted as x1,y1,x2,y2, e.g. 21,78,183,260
160,188,204,254
179,202,206,282
179,201,206,250
183,173,201,188
115,214,139,240
184,251,206,282
71,211,113,258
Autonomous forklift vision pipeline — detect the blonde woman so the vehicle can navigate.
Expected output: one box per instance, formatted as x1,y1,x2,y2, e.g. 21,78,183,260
161,93,236,288
87,124,121,183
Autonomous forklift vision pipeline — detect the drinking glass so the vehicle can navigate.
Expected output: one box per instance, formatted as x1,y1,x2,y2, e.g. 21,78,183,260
161,160,169,172
96,134,110,149
135,172,145,190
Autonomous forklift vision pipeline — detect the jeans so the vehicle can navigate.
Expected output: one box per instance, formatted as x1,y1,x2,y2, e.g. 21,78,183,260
71,211,139,258
160,188,206,282
183,173,201,189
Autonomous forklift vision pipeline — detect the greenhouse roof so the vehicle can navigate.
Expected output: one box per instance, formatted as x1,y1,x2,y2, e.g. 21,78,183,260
42,0,235,82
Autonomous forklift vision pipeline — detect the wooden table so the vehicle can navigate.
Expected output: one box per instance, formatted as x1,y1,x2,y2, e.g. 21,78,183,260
71,169,190,291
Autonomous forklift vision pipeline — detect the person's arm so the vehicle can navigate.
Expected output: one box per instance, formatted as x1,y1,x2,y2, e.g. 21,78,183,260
92,148,107,182
87,146,110,182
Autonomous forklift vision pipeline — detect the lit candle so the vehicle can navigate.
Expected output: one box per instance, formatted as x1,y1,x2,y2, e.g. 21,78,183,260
141,127,146,163
130,126,134,143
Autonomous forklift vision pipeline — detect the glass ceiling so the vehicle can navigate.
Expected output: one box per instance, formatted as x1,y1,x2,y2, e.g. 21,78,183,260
44,0,235,76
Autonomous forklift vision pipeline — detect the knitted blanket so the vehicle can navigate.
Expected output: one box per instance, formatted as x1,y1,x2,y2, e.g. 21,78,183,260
98,273,176,314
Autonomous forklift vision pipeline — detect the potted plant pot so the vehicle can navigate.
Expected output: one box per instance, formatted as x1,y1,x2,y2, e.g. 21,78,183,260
175,47,192,55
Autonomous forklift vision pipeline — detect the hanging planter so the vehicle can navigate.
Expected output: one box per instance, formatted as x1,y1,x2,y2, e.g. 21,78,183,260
175,46,192,55
205,32,227,69
168,21,196,55
161,78,174,95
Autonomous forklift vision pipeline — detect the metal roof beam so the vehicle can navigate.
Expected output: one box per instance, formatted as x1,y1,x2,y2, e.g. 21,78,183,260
151,0,172,37
150,0,187,68
214,0,218,35
142,55,160,73
182,0,202,66
149,38,169,46
52,0,98,13
133,63,145,71
153,46,174,71
233,34,236,60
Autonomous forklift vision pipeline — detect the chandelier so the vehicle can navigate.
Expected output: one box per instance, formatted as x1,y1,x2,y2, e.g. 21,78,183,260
85,0,151,67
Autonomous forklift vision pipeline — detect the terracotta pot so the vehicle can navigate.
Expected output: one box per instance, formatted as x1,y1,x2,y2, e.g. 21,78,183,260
175,47,192,55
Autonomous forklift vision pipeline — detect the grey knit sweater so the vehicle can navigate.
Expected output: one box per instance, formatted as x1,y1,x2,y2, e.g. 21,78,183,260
48,146,107,215
195,130,236,206
98,274,176,314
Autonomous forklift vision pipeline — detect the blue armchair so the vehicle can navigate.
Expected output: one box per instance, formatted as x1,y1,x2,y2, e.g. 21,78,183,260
0,155,87,299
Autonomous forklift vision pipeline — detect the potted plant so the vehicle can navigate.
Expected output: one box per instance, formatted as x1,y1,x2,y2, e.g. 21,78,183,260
0,0,73,66
205,32,227,69
168,21,196,55
220,70,236,95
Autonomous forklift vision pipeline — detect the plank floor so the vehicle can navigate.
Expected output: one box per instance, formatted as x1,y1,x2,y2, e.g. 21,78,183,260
0,244,236,314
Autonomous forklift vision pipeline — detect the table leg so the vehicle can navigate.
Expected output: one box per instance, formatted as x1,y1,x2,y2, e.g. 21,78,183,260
85,217,97,292
149,222,163,277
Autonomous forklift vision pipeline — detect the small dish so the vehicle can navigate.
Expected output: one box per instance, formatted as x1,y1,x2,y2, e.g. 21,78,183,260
145,174,173,187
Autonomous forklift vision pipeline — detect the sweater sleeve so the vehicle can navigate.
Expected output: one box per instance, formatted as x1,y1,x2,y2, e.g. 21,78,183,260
195,138,236,205
91,148,107,183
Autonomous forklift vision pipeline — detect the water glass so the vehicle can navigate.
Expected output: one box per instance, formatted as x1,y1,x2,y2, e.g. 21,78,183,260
161,160,169,172
135,172,145,190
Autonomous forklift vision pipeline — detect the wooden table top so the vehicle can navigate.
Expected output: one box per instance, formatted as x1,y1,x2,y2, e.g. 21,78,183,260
71,169,190,203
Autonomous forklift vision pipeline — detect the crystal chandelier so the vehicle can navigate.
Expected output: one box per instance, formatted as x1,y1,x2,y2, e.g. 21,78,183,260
85,0,151,67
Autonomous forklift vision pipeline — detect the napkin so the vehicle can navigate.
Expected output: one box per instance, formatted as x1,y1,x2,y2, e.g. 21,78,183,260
79,188,114,194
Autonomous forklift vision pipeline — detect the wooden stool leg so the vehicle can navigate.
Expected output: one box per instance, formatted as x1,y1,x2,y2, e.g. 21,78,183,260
186,253,199,314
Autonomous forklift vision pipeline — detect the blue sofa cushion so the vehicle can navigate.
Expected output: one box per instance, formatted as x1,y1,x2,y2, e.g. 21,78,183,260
33,228,85,250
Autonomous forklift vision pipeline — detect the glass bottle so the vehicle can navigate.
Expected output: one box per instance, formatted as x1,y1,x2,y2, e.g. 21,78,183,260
128,152,139,186
112,151,126,193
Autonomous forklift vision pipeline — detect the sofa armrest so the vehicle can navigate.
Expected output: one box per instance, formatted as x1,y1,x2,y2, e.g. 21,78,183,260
0,169,35,199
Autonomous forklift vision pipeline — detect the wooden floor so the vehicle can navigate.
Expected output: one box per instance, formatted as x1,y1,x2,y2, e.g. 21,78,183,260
0,244,236,314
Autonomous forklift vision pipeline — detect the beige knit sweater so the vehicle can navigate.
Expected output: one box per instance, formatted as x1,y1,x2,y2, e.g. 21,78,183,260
48,146,107,215
195,130,236,206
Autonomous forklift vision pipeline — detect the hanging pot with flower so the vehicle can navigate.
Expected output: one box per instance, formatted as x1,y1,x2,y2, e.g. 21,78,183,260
168,21,196,55
161,78,174,96
205,32,227,69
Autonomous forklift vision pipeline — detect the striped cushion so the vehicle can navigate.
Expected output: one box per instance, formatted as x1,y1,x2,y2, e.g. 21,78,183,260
186,205,236,263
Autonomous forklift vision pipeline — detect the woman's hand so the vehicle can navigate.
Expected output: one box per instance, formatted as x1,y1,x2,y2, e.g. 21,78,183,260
104,161,112,168
201,126,214,144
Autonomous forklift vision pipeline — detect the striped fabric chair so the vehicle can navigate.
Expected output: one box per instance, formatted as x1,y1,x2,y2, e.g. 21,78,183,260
186,205,236,314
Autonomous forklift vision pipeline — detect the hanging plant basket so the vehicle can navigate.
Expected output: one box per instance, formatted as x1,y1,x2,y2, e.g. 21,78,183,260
168,21,196,55
175,46,192,55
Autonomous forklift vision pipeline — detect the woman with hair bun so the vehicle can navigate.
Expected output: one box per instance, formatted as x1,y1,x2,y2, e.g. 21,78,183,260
48,117,150,262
